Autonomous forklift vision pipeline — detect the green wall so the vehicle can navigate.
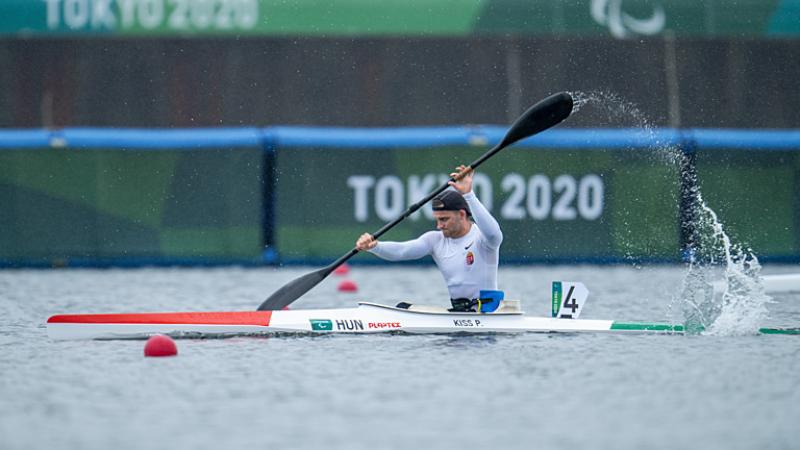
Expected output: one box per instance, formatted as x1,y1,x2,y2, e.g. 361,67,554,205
0,148,264,265
2,129,799,267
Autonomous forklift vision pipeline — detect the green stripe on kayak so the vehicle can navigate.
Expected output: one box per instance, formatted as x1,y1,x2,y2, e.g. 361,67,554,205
611,322,799,335
759,327,800,335
610,322,685,332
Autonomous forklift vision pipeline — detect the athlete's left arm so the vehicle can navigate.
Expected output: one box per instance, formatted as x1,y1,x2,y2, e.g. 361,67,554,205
463,191,503,249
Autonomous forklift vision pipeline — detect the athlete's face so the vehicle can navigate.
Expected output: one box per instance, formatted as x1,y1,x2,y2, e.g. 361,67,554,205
434,210,469,238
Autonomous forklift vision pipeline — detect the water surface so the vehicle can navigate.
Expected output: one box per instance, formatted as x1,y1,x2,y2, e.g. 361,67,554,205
1,265,798,450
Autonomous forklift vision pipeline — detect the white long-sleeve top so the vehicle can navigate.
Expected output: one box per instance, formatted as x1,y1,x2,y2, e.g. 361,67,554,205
368,191,503,300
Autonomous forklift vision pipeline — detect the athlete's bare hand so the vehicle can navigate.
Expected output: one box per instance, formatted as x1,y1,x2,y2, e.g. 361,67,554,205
356,233,377,251
449,165,474,194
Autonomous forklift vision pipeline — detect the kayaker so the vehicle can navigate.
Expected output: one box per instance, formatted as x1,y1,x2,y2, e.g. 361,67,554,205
355,165,503,312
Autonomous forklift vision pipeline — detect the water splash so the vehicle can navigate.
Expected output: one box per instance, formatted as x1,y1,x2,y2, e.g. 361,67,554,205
681,194,771,335
571,90,650,126
570,90,682,166
570,90,681,263
570,90,772,336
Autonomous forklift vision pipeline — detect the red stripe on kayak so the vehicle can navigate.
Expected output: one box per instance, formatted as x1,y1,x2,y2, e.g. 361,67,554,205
47,311,272,326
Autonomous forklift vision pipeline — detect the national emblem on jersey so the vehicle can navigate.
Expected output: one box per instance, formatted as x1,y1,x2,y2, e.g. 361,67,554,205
466,251,474,265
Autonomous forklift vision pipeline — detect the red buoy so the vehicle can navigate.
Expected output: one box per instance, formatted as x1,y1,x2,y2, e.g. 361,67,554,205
144,334,178,357
337,279,358,292
333,264,350,276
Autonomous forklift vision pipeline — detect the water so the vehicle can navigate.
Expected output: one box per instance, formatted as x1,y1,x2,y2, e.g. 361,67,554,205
1,266,799,450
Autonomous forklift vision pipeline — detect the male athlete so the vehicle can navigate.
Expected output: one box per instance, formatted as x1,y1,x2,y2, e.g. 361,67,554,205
355,165,503,311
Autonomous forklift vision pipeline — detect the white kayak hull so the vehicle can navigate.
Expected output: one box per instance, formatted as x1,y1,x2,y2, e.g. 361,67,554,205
47,301,699,340
47,279,800,340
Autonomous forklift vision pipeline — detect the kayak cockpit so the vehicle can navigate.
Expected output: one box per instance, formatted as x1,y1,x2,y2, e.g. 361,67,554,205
356,301,524,315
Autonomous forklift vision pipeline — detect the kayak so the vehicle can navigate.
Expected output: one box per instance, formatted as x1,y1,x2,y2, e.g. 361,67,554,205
46,282,798,340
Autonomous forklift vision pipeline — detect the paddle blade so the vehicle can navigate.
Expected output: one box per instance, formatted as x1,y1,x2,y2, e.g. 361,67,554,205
257,266,331,310
500,92,573,149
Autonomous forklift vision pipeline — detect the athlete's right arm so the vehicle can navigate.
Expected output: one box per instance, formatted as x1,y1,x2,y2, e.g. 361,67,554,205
359,232,436,261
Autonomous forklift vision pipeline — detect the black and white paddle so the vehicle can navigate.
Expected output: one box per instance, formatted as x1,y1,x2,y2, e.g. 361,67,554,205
257,92,574,311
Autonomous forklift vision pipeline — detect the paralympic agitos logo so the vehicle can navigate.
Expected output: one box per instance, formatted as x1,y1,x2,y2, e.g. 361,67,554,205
591,0,666,39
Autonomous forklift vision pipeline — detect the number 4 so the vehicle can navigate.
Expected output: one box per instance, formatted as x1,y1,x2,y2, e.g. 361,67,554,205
560,286,579,319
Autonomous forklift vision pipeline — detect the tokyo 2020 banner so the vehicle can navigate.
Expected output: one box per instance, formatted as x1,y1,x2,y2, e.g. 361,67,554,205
273,145,682,263
2,0,798,38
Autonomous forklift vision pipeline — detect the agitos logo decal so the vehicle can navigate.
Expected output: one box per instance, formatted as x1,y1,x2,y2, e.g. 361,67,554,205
591,0,666,39
309,319,333,331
